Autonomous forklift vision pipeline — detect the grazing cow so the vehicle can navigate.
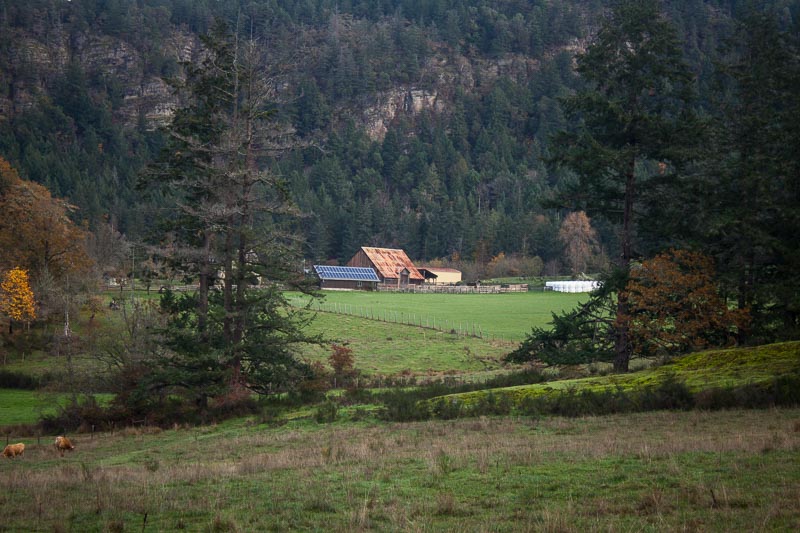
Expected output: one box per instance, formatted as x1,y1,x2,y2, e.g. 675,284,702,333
54,436,75,456
2,443,25,458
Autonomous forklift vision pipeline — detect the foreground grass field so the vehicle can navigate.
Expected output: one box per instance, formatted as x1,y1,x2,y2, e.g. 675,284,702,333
1,409,798,531
291,290,587,342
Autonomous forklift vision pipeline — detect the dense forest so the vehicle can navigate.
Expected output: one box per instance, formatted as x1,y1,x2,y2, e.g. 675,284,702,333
0,1,798,320
1,0,788,264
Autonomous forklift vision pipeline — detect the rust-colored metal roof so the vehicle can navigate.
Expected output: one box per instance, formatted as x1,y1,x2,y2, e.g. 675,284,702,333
360,247,424,281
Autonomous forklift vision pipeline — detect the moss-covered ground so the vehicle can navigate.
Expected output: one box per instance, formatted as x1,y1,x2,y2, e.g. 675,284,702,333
426,341,800,408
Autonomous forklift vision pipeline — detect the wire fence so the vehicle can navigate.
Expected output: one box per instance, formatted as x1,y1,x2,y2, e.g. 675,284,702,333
289,299,502,340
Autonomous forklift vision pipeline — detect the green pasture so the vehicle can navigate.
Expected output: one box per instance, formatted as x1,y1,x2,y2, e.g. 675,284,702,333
296,311,513,376
291,290,588,342
0,389,114,427
0,389,57,426
1,408,798,531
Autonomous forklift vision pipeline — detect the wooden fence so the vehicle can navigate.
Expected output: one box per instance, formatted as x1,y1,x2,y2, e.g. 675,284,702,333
377,284,528,294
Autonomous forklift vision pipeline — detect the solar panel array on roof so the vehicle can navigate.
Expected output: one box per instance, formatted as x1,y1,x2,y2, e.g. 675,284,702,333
313,265,380,282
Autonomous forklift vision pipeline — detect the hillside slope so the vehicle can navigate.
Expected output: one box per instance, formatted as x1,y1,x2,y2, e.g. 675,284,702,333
426,341,800,409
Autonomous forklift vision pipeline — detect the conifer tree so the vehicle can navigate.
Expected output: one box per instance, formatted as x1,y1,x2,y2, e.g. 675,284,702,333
143,19,318,407
547,0,702,371
700,10,800,340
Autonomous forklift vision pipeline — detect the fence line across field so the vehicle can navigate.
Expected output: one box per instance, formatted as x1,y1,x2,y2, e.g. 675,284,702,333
286,299,513,341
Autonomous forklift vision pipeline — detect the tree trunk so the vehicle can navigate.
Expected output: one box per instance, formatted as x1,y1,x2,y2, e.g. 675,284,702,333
614,158,637,372
197,231,211,340
223,228,234,346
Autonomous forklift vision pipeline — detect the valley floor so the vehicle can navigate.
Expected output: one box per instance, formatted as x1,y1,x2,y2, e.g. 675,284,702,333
1,408,799,531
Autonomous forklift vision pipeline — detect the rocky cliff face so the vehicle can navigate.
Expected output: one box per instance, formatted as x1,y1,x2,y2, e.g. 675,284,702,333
357,45,576,141
0,27,199,129
1,22,580,139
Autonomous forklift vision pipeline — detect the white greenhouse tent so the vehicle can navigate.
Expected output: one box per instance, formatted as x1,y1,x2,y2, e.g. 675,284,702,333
545,281,601,293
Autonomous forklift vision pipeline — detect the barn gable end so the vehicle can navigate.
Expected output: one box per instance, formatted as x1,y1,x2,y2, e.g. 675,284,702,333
347,247,424,286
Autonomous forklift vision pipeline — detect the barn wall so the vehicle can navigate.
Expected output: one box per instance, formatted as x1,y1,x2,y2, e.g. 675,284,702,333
347,250,373,270
321,279,368,290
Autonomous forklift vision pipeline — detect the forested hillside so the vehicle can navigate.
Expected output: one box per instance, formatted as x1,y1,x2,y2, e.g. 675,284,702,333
3,0,788,265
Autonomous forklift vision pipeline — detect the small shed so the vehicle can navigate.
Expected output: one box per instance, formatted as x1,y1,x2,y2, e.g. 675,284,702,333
313,265,380,290
347,247,424,286
418,267,462,285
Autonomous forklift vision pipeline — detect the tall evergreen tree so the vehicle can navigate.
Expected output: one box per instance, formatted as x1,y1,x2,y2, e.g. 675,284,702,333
143,20,318,407
701,10,800,340
524,0,702,371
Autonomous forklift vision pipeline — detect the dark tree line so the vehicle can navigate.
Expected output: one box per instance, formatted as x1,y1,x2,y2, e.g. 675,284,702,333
2,0,773,265
510,1,800,370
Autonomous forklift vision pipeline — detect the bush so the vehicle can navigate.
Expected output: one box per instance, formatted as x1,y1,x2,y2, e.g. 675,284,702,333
469,392,512,416
39,395,112,434
638,374,695,411
0,369,39,389
379,390,431,422
314,401,338,423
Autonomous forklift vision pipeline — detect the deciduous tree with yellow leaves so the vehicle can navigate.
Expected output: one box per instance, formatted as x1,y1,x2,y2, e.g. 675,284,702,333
0,267,36,334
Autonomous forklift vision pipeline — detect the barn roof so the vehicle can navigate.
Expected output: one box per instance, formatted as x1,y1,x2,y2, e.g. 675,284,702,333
313,265,380,282
359,247,424,281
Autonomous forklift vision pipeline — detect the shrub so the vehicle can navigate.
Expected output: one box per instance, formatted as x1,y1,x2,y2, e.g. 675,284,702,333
314,401,338,423
379,390,431,422
430,397,463,419
0,369,39,389
468,391,512,416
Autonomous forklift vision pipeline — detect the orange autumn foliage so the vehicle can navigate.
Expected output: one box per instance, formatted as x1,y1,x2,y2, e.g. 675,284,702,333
619,249,750,357
0,157,92,279
558,211,603,275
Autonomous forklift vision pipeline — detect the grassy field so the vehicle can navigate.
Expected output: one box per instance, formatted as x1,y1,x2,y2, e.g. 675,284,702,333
1,408,798,531
291,290,588,342
297,311,514,376
0,389,114,427
0,389,57,426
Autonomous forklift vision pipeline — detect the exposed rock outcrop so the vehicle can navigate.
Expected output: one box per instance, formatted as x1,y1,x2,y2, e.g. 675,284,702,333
0,28,199,129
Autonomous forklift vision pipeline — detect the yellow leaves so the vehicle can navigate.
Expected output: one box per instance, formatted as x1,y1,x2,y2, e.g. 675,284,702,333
0,267,36,323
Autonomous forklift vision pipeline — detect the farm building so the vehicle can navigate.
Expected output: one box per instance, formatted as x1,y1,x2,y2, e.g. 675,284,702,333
418,267,462,285
313,265,380,290
347,247,425,287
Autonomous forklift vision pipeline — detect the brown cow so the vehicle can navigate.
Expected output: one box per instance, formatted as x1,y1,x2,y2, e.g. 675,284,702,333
2,443,25,458
54,436,75,456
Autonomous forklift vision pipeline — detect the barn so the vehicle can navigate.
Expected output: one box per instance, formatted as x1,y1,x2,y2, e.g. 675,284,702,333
417,267,462,285
313,265,380,290
347,247,425,287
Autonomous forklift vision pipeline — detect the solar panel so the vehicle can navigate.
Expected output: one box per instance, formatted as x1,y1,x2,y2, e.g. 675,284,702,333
313,265,380,282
